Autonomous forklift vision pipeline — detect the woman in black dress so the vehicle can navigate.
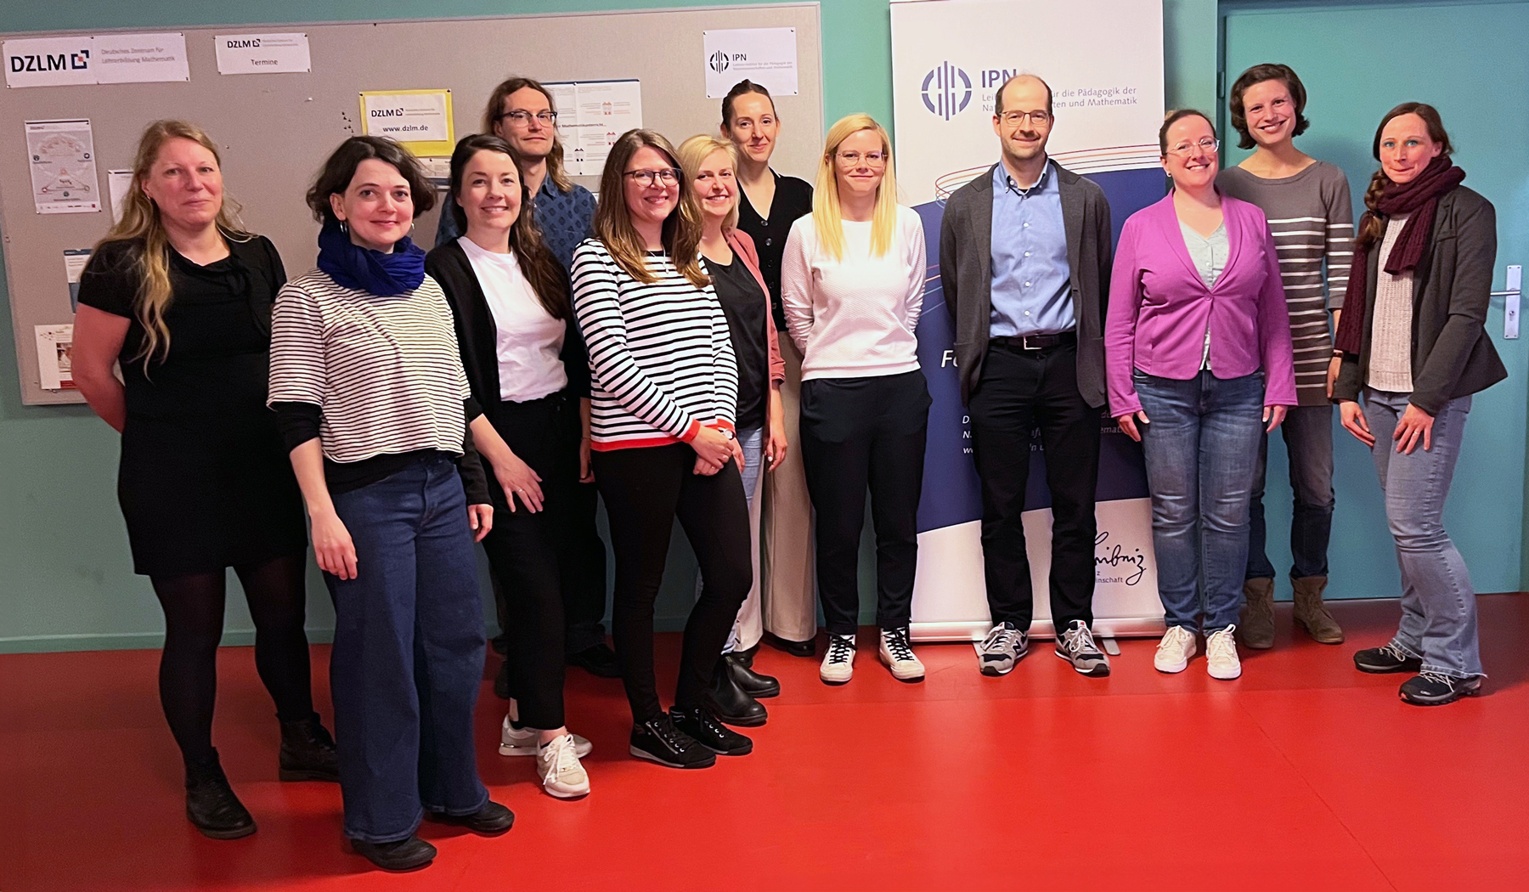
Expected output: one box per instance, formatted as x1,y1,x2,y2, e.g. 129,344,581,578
72,120,336,841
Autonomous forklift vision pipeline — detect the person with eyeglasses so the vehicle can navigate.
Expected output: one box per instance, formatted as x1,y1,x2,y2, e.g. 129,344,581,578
571,129,754,767
781,114,931,685
719,79,819,661
436,77,617,689
1333,103,1504,706
939,74,1115,679
1104,109,1296,681
1218,63,1354,651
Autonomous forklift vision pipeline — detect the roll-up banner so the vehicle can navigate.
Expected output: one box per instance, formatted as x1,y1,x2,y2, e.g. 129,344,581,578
890,0,1167,640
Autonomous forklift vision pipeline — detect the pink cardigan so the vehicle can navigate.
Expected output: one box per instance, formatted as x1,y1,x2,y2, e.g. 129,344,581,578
724,228,787,387
1104,192,1297,416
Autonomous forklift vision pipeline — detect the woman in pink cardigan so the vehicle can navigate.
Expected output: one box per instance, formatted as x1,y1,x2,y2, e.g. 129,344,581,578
678,135,788,724
1105,110,1296,681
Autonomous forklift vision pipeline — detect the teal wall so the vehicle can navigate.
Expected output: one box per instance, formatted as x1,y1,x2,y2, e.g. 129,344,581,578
0,0,1269,652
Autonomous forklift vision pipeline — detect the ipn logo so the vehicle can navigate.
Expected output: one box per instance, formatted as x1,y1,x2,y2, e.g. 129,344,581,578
709,51,730,74
921,62,972,121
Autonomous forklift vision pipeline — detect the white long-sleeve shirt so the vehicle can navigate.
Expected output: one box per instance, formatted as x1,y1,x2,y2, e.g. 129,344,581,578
780,205,927,380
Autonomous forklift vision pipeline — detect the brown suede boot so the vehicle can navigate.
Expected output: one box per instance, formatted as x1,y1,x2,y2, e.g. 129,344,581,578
1239,577,1275,649
1292,575,1344,644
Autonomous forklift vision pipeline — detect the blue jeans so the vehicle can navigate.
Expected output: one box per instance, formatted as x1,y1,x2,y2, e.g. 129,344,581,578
1135,370,1265,633
1362,389,1482,678
1246,403,1335,580
693,426,764,654
325,455,489,843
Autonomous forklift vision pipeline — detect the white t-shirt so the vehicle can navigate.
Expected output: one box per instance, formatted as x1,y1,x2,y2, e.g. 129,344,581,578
780,205,926,380
459,236,568,403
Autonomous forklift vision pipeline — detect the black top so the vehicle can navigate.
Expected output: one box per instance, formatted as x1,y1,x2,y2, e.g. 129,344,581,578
736,171,813,331
78,236,285,420
706,254,769,431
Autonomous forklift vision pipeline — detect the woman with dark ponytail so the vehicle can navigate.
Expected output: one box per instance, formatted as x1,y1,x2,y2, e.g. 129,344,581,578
1332,103,1506,705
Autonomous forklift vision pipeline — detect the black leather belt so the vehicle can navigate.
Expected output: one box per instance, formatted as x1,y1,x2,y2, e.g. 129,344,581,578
990,331,1077,351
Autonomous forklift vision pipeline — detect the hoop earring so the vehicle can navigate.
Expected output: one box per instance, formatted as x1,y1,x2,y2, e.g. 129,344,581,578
338,219,349,234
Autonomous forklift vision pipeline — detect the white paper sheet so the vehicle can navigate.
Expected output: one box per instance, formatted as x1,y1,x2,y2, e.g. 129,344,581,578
64,249,91,312
703,28,799,99
214,32,311,75
92,32,189,84
542,80,642,175
26,119,101,215
107,169,133,225
35,324,74,390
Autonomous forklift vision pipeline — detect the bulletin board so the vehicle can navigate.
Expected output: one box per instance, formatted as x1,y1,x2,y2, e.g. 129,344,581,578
0,5,824,405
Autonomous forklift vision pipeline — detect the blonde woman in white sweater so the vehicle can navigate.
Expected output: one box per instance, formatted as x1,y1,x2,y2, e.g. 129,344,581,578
781,114,930,686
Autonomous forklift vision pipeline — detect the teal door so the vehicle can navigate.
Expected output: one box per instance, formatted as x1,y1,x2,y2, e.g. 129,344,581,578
1222,1,1529,598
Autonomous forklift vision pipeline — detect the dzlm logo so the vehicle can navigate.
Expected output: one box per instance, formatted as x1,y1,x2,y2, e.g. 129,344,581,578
921,62,972,121
708,50,730,74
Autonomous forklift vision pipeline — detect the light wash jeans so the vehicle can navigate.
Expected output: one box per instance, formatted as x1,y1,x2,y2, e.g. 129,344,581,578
1135,370,1265,633
1362,389,1482,678
694,425,765,653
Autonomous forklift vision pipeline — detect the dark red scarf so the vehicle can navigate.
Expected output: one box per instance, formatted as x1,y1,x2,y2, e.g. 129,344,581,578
1332,155,1465,354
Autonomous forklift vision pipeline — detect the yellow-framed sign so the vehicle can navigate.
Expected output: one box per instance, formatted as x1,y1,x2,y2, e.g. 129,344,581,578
358,88,454,156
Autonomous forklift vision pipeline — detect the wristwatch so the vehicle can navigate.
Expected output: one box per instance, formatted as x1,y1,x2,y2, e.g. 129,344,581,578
721,428,736,440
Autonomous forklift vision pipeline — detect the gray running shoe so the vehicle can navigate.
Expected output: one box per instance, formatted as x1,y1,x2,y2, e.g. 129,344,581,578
1055,620,1111,677
977,622,1028,676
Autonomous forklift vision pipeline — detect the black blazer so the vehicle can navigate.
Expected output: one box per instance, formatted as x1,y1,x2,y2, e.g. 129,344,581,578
1333,185,1506,414
425,239,591,411
939,161,1113,407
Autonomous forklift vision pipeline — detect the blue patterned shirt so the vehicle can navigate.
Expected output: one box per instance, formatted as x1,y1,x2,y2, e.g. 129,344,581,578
435,176,596,272
989,159,1074,337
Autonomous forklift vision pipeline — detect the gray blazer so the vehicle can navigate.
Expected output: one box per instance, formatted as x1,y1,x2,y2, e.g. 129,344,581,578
939,161,1113,407
1332,185,1506,414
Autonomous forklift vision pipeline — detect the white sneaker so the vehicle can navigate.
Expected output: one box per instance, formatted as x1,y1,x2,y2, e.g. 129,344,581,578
499,713,593,758
536,733,591,799
1154,626,1197,674
820,633,856,685
1206,625,1242,680
878,627,925,682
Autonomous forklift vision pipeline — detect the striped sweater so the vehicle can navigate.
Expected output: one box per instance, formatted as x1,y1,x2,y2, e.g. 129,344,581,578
570,239,738,450
268,269,471,464
1217,161,1354,406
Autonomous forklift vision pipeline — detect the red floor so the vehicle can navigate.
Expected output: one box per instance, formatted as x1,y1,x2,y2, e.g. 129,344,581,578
4,595,1528,891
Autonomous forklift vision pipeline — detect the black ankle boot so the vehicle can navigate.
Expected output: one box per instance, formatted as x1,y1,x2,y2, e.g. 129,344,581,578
724,652,781,698
706,658,767,727
279,713,339,782
185,751,256,839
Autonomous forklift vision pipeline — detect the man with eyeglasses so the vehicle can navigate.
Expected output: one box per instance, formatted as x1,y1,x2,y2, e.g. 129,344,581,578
939,73,1114,678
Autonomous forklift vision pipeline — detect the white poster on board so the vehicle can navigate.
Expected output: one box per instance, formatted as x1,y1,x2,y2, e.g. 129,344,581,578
544,80,642,175
703,27,799,98
26,119,100,215
92,32,189,84
890,0,1167,640
360,89,452,144
35,324,74,390
107,169,133,224
2,36,95,89
214,33,311,75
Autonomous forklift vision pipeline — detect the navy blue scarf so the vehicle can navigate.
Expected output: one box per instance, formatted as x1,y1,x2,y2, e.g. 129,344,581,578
316,217,426,296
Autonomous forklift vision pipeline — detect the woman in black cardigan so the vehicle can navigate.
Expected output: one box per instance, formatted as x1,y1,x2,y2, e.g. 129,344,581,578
1331,102,1506,706
426,134,594,797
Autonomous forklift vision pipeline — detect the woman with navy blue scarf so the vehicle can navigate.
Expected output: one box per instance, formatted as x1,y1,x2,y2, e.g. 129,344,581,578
269,136,518,872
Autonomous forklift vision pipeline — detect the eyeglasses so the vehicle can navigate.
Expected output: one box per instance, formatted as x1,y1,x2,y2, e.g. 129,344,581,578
999,109,1052,127
497,109,558,127
835,151,886,167
1168,138,1220,156
624,168,681,186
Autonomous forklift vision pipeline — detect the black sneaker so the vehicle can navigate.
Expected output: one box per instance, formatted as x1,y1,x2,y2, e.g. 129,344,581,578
185,751,256,840
426,800,514,835
629,715,716,768
670,706,753,756
1354,642,1423,674
568,642,622,678
1399,671,1483,706
351,835,437,872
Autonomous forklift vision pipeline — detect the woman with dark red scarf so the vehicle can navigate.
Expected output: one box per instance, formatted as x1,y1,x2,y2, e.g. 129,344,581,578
1331,102,1506,706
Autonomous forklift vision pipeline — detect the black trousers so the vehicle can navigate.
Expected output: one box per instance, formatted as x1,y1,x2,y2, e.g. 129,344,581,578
478,393,584,729
592,444,751,722
968,340,1101,629
799,370,930,637
560,469,610,656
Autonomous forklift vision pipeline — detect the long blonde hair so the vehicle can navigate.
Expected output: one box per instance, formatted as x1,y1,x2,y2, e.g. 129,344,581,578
677,135,740,231
812,114,899,261
102,120,249,368
592,129,708,288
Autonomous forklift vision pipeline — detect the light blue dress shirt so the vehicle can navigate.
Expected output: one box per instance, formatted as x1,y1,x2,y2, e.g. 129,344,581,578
988,159,1074,338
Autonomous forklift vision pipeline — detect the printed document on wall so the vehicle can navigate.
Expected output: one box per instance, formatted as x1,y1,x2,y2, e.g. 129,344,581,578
703,28,798,98
26,119,101,215
544,80,642,175
35,324,74,390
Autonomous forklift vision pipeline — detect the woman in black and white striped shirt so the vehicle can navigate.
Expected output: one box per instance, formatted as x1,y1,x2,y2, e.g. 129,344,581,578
571,128,753,769
268,136,515,872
